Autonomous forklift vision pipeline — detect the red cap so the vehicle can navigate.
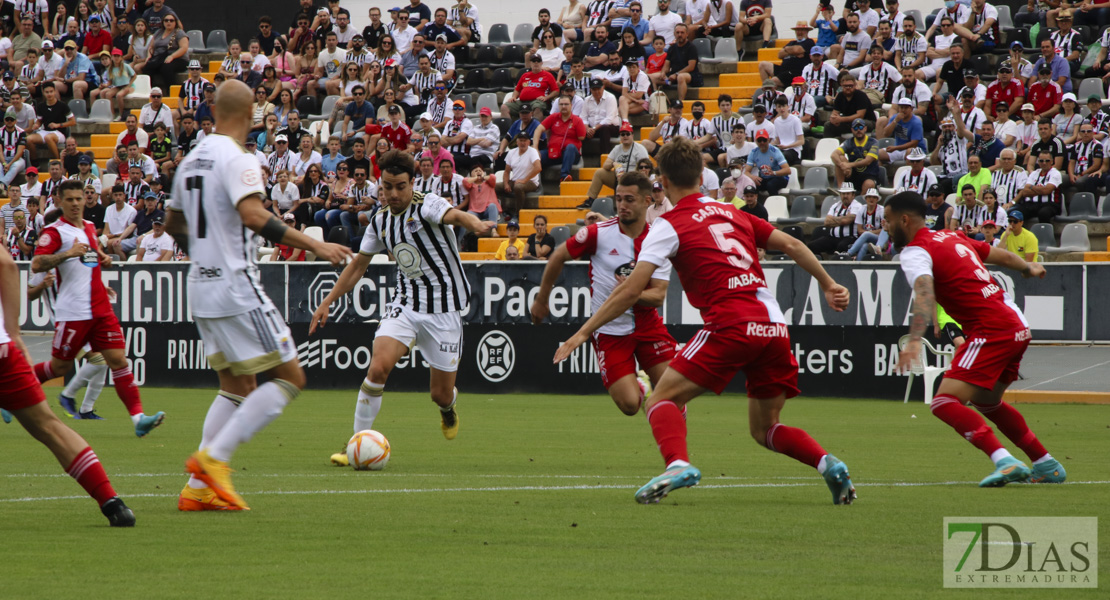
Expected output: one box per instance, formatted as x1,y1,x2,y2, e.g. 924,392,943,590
619,122,633,133
111,48,123,56
479,107,492,116
981,220,997,228
755,130,770,140
791,76,805,85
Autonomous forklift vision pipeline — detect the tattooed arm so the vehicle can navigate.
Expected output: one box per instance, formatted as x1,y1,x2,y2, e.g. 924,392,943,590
896,273,935,374
31,243,87,273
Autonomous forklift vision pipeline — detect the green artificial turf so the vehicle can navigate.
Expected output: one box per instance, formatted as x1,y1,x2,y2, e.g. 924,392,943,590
2,388,1107,599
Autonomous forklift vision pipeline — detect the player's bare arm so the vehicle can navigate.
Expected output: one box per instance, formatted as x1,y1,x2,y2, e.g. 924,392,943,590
0,251,31,361
896,274,935,374
26,272,56,301
441,207,495,235
531,243,571,324
636,278,667,307
310,251,373,334
553,261,658,363
239,194,352,266
766,229,850,311
31,241,87,273
985,246,1047,279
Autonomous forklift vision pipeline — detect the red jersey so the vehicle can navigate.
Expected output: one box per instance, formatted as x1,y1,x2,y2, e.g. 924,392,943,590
985,80,1024,118
646,52,667,74
82,29,114,56
381,121,412,151
1026,81,1061,117
33,217,114,322
515,70,558,103
638,193,783,329
899,228,1028,335
540,113,586,154
565,217,672,336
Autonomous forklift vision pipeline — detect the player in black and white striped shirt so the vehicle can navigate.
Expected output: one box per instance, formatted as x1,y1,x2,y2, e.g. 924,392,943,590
310,150,496,465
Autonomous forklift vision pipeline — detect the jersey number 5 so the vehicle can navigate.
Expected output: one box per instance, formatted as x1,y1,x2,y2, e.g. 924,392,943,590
708,222,754,269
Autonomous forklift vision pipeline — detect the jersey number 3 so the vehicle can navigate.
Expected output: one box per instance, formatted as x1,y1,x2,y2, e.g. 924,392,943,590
708,222,754,269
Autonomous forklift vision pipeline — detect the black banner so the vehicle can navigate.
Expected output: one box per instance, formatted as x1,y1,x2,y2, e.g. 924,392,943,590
13,261,1093,399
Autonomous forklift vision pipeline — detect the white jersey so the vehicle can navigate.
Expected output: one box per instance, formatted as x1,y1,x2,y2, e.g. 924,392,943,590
170,133,271,319
358,192,470,314
564,218,671,336
34,217,114,323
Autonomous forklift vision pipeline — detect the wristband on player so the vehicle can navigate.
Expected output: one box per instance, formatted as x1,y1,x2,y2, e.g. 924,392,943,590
260,216,289,244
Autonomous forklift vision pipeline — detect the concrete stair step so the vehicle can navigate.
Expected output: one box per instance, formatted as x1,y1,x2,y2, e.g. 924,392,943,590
695,86,758,100
718,73,763,87
460,251,497,260
539,195,586,208
520,208,586,225
559,181,593,195
91,133,117,146
497,223,536,236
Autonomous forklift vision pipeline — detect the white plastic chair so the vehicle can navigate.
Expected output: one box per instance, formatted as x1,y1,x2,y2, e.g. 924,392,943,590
764,195,788,223
78,99,115,124
101,173,117,192
303,226,324,261
898,334,953,405
801,138,840,169
307,119,330,146
127,75,152,100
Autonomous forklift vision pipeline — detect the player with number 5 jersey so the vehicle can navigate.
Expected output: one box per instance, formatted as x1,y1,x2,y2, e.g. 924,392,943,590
31,179,165,438
310,149,496,466
554,138,858,505
166,79,353,511
886,191,1065,488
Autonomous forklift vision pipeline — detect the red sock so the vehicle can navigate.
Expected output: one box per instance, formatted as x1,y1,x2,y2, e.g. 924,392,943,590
111,367,143,416
972,401,1048,462
931,394,1004,457
66,447,117,506
765,423,826,469
33,361,55,383
646,400,688,466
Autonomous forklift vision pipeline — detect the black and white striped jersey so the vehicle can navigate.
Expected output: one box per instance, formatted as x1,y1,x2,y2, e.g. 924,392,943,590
413,173,435,194
990,168,1026,206
0,125,26,161
410,69,442,102
358,191,470,313
179,79,206,111
432,172,467,206
711,114,743,148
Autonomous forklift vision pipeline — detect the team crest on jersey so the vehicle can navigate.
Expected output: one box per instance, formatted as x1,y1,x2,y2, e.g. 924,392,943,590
37,232,52,247
241,168,261,187
574,227,588,243
614,260,635,283
406,218,420,233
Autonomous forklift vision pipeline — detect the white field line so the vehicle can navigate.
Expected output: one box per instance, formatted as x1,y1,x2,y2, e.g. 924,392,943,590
2,479,1109,504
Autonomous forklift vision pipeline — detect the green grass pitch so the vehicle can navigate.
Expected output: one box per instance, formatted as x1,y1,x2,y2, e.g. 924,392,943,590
2,388,1108,599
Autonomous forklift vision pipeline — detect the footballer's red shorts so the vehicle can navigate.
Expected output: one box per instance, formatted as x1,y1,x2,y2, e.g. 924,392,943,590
0,342,46,411
52,313,125,361
670,322,800,398
592,321,678,389
946,328,1031,390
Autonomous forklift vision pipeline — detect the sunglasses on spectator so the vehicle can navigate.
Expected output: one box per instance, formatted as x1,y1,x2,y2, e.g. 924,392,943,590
619,131,631,136
1037,159,1051,163
852,124,865,130
150,94,162,98
639,165,652,170
434,86,446,90
430,140,440,144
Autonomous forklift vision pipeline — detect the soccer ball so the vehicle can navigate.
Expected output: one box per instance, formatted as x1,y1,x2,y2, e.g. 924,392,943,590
346,430,391,471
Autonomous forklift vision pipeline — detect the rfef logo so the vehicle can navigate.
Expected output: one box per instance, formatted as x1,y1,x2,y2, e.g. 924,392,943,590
943,517,1097,588
476,330,514,382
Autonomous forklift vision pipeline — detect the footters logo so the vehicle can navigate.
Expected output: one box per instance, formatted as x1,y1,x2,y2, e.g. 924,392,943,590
943,517,1097,588
476,330,514,382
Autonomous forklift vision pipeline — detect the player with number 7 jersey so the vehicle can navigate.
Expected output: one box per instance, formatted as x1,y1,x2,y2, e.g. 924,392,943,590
553,138,857,505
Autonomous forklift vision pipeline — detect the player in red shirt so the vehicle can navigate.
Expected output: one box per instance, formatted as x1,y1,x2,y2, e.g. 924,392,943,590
31,180,165,437
532,171,678,415
0,249,135,526
887,191,1065,487
554,138,857,504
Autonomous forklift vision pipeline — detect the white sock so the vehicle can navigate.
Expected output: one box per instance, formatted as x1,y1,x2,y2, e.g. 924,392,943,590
438,387,457,412
79,365,108,413
816,454,829,475
207,380,298,462
666,460,690,469
130,414,142,426
189,392,241,489
63,360,100,398
1032,454,1055,466
990,448,1014,466
354,379,384,433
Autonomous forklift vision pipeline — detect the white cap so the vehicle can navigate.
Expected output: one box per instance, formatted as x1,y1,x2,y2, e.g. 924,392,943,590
150,87,163,96
1021,103,1035,112
419,111,433,120
188,59,201,69
1062,92,1077,103
896,97,914,107
907,147,927,161
865,188,881,197
838,182,856,194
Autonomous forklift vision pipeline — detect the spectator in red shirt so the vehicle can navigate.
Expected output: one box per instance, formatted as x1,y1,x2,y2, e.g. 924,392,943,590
273,213,306,261
533,96,586,181
1026,64,1062,121
984,65,1024,120
501,54,560,120
381,105,412,150
81,15,114,58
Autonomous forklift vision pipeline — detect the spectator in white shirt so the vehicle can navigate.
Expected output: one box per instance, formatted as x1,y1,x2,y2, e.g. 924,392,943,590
102,185,136,256
136,217,174,261
465,107,501,170
500,133,542,222
139,87,175,136
771,97,803,165
582,78,619,153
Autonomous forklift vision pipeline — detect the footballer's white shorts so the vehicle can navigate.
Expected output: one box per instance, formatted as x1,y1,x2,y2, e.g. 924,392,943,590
375,304,463,372
196,306,298,376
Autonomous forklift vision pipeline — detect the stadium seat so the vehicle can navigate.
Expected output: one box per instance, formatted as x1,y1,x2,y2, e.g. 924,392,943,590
996,5,1013,30
186,30,206,52
690,38,712,61
593,197,615,218
879,166,909,196
77,99,114,123
475,92,499,115
968,55,992,77
68,99,87,119
782,225,805,242
550,225,570,248
296,94,318,117
1097,195,1110,220
801,138,839,169
101,173,117,191
370,253,392,264
1058,192,1097,223
303,226,324,261
927,165,946,180
470,45,499,69
808,196,837,224
484,68,515,94
778,195,816,224
1047,223,1091,253
764,195,788,223
488,23,511,45
792,167,828,196
512,23,534,44
1078,78,1106,104
127,74,152,100
905,9,925,30
701,38,738,64
493,117,511,137
205,30,229,53
310,95,339,122
899,334,952,405
494,45,526,69
456,68,487,93
326,226,349,245
1030,223,1055,249
307,120,330,146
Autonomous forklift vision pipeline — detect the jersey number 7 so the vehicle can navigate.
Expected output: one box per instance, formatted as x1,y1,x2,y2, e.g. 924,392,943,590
708,222,754,269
